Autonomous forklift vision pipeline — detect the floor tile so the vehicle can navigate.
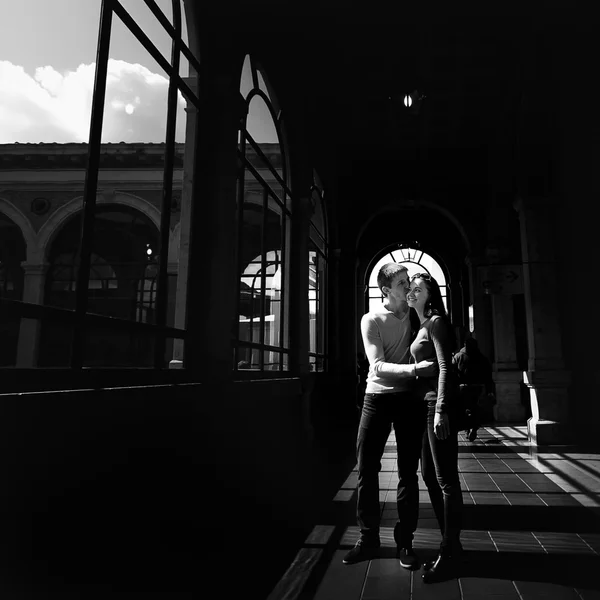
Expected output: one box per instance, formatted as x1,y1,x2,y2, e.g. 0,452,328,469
312,550,367,600
518,474,566,492
537,493,582,507
513,580,580,599
266,547,323,600
305,525,336,545
460,577,519,597
490,531,544,553
361,558,411,599
412,571,461,600
333,490,354,501
571,493,600,507
532,532,596,554
503,493,546,506
489,474,533,492
471,492,509,505
341,473,358,488
460,530,497,552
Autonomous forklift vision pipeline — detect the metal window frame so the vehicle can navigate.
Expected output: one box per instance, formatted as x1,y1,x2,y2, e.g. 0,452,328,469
0,0,200,370
234,72,293,373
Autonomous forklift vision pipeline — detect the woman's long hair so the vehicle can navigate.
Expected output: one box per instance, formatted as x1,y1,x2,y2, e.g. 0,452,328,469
410,272,457,351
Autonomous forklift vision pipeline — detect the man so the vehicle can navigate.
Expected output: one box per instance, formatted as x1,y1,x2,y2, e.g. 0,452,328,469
343,263,437,569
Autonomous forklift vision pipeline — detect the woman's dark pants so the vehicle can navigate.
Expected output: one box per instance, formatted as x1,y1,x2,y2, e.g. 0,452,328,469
421,398,463,554
356,392,426,547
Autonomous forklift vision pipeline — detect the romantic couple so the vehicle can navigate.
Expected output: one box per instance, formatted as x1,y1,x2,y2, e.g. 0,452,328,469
343,262,463,584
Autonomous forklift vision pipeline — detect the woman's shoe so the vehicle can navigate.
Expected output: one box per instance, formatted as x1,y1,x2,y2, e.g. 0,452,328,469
423,540,463,571
421,553,458,583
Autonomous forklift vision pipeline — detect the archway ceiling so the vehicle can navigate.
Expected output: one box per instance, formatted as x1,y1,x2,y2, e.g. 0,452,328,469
356,207,465,264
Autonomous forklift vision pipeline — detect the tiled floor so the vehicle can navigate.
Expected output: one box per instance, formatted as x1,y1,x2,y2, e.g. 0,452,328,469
266,426,600,600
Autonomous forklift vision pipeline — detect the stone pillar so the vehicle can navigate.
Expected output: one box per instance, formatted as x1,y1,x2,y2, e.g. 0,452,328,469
169,76,197,369
468,256,494,361
16,261,48,368
514,195,571,444
490,294,526,423
183,66,242,378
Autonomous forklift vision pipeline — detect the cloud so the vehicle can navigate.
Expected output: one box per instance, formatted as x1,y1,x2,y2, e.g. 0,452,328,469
0,59,187,144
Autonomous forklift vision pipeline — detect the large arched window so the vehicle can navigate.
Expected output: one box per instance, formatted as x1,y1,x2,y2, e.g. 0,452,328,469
308,172,328,372
235,54,292,373
366,246,449,313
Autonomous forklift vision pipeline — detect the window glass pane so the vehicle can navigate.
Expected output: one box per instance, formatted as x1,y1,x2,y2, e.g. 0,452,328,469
238,169,264,341
247,95,279,144
82,320,155,368
309,245,325,357
116,0,172,70
264,213,285,349
264,350,288,372
240,54,253,99
0,1,101,144
256,70,271,101
309,355,325,373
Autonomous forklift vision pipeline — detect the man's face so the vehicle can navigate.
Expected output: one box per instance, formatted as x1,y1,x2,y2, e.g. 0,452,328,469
384,271,410,302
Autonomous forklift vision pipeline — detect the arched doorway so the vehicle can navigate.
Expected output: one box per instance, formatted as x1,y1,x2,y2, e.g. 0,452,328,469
366,245,449,313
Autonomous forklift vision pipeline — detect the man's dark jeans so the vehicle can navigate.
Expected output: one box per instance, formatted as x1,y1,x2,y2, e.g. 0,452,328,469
356,392,426,547
421,396,463,553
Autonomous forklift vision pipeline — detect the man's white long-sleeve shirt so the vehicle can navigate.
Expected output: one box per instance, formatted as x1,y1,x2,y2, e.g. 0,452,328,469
361,308,413,394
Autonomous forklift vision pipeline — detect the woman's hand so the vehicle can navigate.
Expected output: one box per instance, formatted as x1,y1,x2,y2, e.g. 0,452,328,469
434,412,450,440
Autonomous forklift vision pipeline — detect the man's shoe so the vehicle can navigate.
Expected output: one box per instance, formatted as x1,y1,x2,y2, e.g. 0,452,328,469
421,554,458,583
397,547,420,570
342,540,380,565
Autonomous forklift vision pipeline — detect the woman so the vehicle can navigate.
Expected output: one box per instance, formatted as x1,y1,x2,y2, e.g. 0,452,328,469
407,273,463,583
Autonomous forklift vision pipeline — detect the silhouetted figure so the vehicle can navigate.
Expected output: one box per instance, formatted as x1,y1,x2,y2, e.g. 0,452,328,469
453,337,493,391
453,337,496,425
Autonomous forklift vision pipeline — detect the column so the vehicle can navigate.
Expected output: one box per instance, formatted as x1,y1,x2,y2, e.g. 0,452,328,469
289,195,312,375
16,261,49,367
183,66,242,378
514,195,571,444
468,255,494,361
490,294,526,423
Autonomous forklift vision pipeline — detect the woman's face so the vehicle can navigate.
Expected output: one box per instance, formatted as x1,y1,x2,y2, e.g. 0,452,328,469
407,277,430,312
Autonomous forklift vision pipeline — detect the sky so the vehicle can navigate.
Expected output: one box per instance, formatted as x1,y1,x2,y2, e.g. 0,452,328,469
0,0,277,144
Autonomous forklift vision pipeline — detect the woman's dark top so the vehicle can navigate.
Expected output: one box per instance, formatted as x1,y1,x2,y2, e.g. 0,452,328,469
410,315,455,414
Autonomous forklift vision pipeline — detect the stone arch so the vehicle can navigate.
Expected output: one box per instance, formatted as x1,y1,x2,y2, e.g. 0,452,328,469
356,198,472,255
0,197,39,263
36,192,161,261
